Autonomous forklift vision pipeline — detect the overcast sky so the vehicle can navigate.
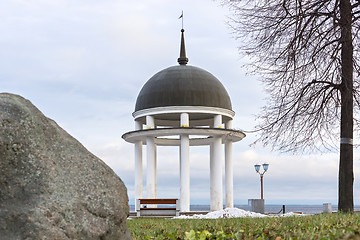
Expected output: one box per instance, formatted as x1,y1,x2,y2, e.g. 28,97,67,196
1,0,360,206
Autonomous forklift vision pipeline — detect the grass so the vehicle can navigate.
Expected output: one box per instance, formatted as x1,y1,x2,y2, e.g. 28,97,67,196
128,213,360,239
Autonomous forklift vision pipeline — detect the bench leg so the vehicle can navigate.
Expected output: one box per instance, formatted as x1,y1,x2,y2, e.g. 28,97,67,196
136,199,141,217
176,199,180,217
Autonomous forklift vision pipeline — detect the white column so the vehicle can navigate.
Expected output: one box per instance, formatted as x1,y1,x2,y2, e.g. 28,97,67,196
146,115,155,129
154,146,157,195
134,120,143,210
225,120,233,208
146,116,157,206
214,114,222,128
211,114,223,211
210,142,215,210
180,113,190,212
180,112,190,127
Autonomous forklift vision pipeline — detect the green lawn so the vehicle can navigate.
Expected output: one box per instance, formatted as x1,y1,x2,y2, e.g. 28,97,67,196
128,213,360,239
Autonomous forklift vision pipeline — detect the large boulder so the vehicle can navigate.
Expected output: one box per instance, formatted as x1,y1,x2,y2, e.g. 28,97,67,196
0,93,131,240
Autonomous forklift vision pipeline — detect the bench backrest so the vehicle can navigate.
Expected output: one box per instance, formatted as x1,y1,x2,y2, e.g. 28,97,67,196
138,198,178,205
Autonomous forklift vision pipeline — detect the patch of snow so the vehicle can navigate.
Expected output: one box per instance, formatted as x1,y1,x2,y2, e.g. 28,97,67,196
173,208,309,219
173,208,266,219
277,212,310,217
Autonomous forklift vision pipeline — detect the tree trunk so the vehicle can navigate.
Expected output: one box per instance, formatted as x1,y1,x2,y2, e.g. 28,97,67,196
338,0,354,213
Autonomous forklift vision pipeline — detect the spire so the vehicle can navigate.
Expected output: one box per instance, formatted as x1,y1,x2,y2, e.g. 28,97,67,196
178,29,188,65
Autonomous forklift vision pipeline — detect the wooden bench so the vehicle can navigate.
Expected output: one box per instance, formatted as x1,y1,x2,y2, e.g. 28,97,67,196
136,198,180,217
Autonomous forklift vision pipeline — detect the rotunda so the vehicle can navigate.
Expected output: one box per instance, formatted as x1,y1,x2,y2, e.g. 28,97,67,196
122,29,245,212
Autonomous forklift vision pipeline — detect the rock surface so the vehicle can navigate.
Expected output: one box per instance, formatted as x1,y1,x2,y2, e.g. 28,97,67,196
0,93,131,240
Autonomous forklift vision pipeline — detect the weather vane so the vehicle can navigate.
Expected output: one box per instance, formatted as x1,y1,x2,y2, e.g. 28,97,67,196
179,11,184,29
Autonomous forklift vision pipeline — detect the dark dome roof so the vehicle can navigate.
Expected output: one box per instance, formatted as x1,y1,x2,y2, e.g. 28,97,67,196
135,65,232,112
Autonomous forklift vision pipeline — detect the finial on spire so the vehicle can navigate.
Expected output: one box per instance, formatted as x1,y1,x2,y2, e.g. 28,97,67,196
178,28,188,65
179,11,184,29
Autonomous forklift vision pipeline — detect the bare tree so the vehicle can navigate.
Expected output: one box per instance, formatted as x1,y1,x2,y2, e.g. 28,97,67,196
223,0,360,212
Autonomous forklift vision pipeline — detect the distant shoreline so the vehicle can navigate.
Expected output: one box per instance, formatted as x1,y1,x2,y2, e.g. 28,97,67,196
129,204,360,214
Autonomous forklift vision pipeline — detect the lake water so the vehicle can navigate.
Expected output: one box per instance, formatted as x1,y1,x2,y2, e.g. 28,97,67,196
129,204,360,214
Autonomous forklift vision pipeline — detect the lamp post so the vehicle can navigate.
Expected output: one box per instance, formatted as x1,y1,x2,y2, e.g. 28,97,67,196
254,163,269,199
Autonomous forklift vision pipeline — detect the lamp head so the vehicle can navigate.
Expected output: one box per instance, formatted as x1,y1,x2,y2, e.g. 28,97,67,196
263,163,269,172
254,164,261,173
